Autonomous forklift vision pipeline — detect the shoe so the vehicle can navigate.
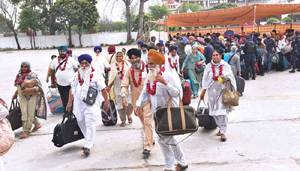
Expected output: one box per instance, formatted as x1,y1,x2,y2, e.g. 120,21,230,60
220,134,227,142
142,149,150,159
83,147,90,157
216,131,221,136
119,122,126,127
252,77,255,80
128,117,133,124
32,124,42,132
176,164,188,171
19,131,29,139
297,69,300,72
289,70,296,73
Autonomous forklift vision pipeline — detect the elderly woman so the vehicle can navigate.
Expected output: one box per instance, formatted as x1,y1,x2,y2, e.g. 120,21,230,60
13,62,42,139
66,54,109,157
182,45,206,98
200,50,236,142
108,52,132,127
224,46,241,76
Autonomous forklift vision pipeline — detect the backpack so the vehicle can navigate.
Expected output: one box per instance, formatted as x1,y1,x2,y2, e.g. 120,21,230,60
245,41,256,53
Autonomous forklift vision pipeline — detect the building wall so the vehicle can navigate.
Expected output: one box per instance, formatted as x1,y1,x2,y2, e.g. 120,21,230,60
0,31,169,49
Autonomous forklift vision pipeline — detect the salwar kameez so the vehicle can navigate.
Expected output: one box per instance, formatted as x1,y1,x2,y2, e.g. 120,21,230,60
202,60,236,134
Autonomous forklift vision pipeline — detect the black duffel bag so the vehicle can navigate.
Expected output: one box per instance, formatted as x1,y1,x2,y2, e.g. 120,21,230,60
154,97,198,136
6,99,22,130
196,100,217,129
101,99,117,126
52,112,84,147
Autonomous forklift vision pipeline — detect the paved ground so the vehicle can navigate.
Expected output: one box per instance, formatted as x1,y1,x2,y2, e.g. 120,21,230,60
1,48,300,171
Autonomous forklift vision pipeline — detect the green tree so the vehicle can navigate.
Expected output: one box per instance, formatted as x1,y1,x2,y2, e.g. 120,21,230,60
51,0,99,47
210,3,238,10
178,3,201,13
149,5,169,21
267,17,280,24
282,16,292,23
0,0,22,49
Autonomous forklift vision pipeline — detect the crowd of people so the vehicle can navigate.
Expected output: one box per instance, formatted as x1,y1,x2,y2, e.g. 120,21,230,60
1,28,300,171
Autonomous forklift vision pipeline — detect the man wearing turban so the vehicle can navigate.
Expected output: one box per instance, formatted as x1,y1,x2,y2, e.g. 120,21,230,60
92,46,111,82
136,49,188,171
49,45,78,113
121,48,153,159
66,54,109,157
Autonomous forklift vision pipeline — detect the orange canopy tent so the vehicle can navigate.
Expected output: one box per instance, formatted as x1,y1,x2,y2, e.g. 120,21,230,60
165,4,300,27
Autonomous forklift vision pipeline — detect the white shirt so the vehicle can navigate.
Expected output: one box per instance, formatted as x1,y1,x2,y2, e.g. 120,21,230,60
92,54,111,76
141,51,148,64
164,54,180,74
50,57,78,86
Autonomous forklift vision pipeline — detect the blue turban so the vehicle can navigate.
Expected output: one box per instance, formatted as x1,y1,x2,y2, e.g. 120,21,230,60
159,40,164,45
137,40,144,45
58,45,68,52
94,46,102,53
78,54,93,64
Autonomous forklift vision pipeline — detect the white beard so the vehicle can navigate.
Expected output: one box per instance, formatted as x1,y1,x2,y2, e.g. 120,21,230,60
148,66,160,84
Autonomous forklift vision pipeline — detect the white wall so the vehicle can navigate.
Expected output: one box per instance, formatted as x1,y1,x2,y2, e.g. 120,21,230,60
0,31,168,49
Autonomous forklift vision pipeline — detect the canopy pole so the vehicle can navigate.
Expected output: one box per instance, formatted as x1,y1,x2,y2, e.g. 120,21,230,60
291,13,294,29
253,5,257,32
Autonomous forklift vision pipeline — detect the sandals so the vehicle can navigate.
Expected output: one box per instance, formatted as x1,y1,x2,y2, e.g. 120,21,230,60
142,149,151,159
176,164,188,171
120,122,126,127
128,117,133,124
83,147,90,157
19,131,29,139
220,134,227,142
32,124,42,132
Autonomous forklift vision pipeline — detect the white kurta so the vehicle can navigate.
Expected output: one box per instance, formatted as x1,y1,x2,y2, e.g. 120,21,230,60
71,70,106,148
164,54,180,74
202,60,236,116
92,54,111,76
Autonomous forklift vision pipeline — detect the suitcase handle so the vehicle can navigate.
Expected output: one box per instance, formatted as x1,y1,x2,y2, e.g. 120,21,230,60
196,99,207,111
61,112,75,123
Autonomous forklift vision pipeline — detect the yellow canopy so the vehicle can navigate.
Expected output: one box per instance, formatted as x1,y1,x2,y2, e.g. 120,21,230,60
166,4,300,27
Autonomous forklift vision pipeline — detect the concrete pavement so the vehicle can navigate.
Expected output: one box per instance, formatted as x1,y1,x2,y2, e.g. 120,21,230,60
1,49,300,171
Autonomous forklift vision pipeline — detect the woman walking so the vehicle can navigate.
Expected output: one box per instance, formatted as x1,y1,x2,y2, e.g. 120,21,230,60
182,45,206,98
13,62,42,139
200,50,236,142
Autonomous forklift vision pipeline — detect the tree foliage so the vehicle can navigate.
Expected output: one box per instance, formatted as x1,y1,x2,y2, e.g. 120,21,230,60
282,16,292,23
149,5,169,21
210,3,238,10
18,6,41,32
267,17,280,24
178,3,201,13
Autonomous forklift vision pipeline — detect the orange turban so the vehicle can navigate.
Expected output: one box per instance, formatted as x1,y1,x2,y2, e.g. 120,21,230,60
148,49,165,65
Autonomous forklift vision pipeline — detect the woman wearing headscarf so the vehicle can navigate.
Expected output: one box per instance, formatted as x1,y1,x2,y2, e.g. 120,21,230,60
182,45,206,98
224,46,241,76
13,62,42,139
66,54,109,157
200,50,236,142
107,51,132,127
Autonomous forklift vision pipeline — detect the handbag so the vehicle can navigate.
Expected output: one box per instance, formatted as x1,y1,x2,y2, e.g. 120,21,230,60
196,100,217,129
52,112,84,147
154,96,198,136
194,62,205,74
271,53,279,64
0,118,15,156
222,80,240,107
6,99,22,130
83,86,98,106
47,87,64,114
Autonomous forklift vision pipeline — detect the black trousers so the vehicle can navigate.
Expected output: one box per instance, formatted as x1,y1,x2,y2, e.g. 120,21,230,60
291,53,300,70
57,84,71,112
257,56,264,76
245,59,256,79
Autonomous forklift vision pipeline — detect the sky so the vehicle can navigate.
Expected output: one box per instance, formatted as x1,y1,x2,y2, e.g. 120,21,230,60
96,0,163,21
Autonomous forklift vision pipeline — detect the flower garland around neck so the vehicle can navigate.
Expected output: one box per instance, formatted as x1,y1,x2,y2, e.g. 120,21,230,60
78,67,95,86
146,69,164,96
58,55,68,71
168,57,177,69
131,61,145,87
211,63,223,81
116,61,125,80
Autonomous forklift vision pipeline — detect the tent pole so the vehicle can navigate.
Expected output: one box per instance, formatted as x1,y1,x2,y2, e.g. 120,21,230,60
291,13,294,29
253,5,256,32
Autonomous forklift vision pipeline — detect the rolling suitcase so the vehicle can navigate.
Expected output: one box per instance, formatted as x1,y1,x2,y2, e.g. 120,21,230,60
182,79,192,105
52,112,84,147
235,76,245,96
196,100,217,129
101,100,117,126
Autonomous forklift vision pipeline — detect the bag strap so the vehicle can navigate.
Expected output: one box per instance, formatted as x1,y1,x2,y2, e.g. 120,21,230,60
196,99,207,111
158,132,196,146
109,53,115,64
55,59,67,73
228,53,235,64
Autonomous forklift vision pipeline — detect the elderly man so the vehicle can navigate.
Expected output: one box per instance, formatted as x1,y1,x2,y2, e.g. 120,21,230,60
66,54,109,157
121,48,154,159
50,46,78,112
93,46,111,77
136,49,188,171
